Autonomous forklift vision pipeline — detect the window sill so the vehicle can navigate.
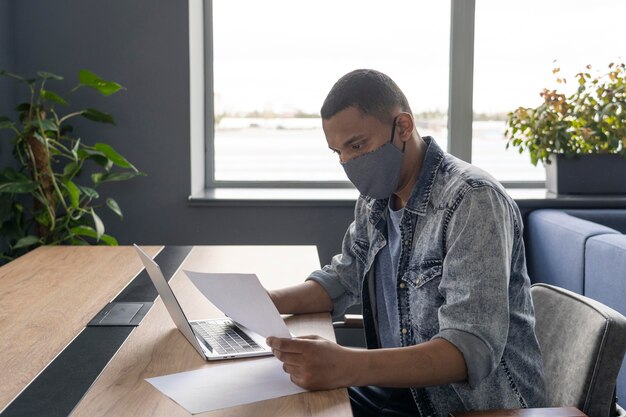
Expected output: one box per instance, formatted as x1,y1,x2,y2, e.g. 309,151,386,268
189,187,626,209
188,187,360,207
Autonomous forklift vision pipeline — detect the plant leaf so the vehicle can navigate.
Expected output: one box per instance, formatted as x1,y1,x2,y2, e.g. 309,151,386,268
106,197,123,219
0,195,13,220
64,180,80,208
78,70,124,96
0,118,15,130
0,177,39,194
91,172,103,185
78,185,99,199
27,118,58,132
37,71,64,81
71,238,90,245
81,108,115,125
70,137,81,158
91,208,104,240
99,234,118,246
100,171,144,183
63,161,79,177
94,143,134,169
1,168,27,180
15,102,31,112
78,147,111,168
0,70,36,85
12,235,40,249
71,225,98,238
60,124,74,136
90,154,112,169
41,89,68,106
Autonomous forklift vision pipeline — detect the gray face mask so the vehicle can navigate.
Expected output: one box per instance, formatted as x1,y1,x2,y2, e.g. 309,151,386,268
342,116,405,199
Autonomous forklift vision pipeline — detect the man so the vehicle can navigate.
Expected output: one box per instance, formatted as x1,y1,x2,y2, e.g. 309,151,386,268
267,69,546,417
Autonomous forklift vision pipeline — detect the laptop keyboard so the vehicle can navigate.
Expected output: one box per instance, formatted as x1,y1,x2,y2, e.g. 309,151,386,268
192,320,265,355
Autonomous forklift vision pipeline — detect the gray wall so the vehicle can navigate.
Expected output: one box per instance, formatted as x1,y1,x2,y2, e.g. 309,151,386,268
0,0,15,163
0,0,15,256
5,0,354,266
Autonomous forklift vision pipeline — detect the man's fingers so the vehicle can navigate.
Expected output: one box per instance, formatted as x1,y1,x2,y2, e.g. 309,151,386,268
266,337,309,353
273,350,301,365
282,362,301,374
289,374,301,386
295,335,321,341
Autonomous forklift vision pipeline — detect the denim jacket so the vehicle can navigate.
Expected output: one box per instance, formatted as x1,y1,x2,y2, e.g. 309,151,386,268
308,137,546,417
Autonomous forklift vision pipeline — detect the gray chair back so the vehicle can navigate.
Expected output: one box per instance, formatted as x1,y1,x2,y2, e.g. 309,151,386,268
532,284,626,417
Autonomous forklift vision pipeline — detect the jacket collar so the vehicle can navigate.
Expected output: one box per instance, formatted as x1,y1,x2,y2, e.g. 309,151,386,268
405,136,444,216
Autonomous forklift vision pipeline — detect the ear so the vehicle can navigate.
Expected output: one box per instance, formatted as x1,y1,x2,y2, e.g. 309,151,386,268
395,112,414,142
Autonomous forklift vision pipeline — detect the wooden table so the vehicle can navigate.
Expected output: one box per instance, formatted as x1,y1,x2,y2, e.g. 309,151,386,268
0,245,352,417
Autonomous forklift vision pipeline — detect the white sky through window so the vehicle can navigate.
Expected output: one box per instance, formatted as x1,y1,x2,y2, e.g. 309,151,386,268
213,0,450,116
209,0,626,183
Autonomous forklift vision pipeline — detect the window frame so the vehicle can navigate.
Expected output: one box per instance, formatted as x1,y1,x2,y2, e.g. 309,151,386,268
197,0,545,193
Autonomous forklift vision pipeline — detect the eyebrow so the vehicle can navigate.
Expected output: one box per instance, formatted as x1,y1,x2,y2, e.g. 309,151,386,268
328,134,367,152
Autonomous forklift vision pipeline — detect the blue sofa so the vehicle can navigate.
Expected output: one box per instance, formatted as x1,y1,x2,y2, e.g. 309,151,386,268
526,209,626,407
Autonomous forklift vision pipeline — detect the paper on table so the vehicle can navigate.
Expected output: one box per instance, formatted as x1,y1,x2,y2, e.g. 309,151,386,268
184,271,292,338
146,357,306,414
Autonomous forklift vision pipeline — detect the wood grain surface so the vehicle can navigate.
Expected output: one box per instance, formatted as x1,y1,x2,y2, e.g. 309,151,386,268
68,245,351,417
0,245,163,410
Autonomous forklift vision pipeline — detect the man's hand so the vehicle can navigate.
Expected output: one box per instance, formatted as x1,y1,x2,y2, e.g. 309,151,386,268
268,336,468,390
267,335,360,390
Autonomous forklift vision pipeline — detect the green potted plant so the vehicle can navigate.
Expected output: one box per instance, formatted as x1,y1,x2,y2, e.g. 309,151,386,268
0,69,144,264
504,62,626,194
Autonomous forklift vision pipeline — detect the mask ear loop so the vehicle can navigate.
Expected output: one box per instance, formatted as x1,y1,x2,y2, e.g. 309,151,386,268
390,115,406,153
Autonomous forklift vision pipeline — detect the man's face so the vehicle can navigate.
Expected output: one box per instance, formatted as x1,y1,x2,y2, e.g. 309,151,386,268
323,106,396,164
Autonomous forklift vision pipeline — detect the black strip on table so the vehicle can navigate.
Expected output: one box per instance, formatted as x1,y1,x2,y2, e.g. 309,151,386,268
2,245,193,417
115,245,194,302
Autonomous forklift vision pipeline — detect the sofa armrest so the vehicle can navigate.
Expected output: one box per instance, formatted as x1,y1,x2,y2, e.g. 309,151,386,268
526,209,619,293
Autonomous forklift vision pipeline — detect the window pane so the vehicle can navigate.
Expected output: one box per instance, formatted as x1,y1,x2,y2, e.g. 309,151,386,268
212,0,451,182
472,0,626,182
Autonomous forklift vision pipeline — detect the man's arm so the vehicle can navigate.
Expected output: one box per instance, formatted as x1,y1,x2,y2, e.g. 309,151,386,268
269,280,333,315
267,335,468,391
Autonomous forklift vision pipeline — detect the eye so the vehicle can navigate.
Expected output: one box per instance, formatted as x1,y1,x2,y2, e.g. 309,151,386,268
351,140,366,151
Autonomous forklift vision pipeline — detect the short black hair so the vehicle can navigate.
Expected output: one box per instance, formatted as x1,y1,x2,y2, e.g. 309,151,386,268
320,69,412,123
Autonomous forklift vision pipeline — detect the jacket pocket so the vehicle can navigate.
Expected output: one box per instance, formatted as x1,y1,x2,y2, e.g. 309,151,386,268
401,259,444,340
401,259,443,289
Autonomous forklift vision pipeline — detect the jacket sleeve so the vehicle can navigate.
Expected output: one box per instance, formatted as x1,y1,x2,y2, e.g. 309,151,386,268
432,185,517,389
306,209,364,321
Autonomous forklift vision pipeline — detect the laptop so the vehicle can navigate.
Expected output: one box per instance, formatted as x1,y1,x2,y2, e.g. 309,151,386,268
134,244,273,360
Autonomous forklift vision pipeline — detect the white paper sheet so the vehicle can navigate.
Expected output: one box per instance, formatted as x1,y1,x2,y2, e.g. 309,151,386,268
146,357,306,414
184,271,292,338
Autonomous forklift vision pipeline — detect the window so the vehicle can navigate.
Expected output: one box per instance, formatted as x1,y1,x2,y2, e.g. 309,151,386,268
472,0,626,184
200,0,625,191
208,0,451,186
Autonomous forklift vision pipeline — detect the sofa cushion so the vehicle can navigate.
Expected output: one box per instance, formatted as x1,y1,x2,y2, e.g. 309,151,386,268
526,210,619,293
563,209,626,235
585,234,626,406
